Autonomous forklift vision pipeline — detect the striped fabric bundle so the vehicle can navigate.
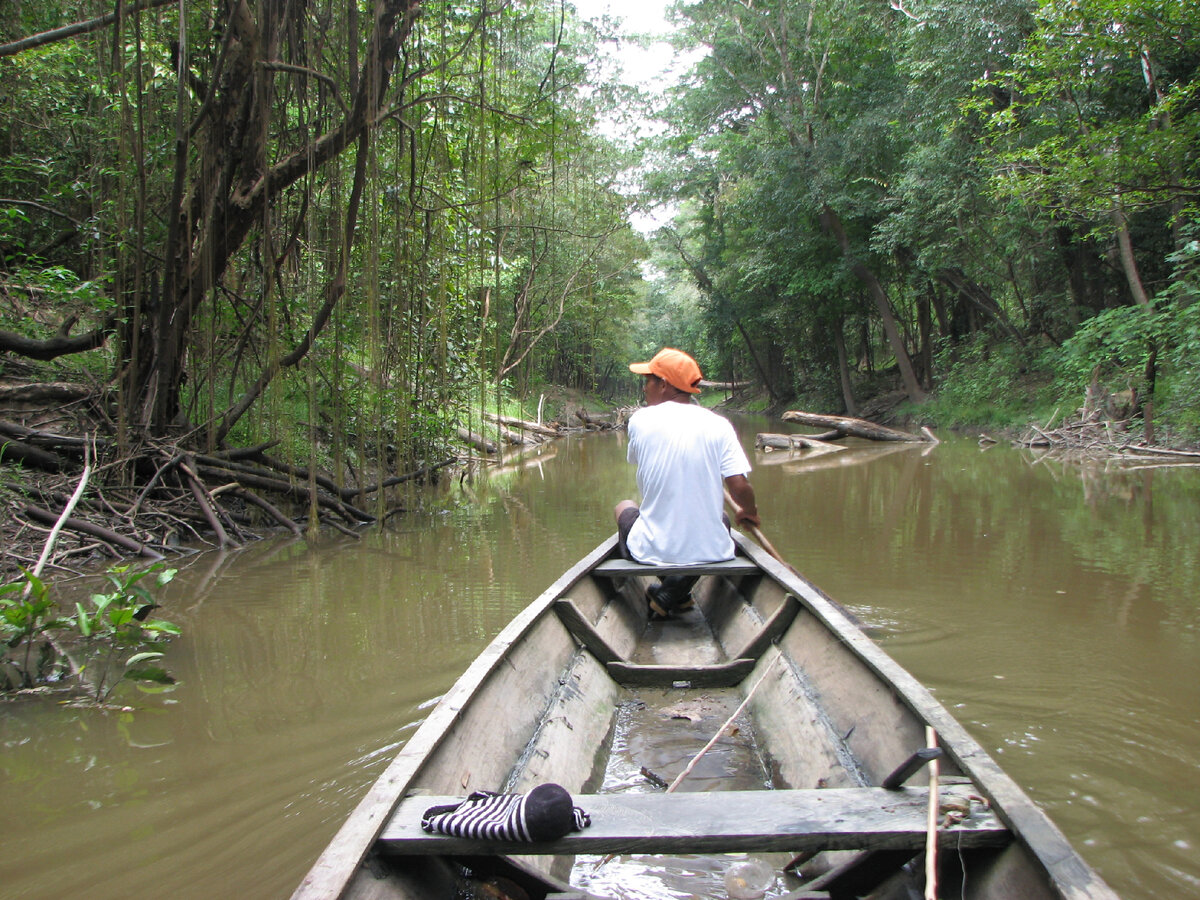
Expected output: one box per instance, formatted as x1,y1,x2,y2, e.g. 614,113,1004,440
421,783,591,842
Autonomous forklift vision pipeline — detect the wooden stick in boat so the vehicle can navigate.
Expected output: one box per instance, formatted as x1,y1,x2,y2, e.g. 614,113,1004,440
666,655,780,793
595,657,782,871
925,726,940,900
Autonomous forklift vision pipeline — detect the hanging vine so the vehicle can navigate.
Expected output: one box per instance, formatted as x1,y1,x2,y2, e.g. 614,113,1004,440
0,0,644,570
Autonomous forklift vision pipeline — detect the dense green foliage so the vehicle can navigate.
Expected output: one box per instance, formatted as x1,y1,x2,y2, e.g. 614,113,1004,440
0,0,645,473
0,0,1198,453
645,0,1200,437
1,563,178,700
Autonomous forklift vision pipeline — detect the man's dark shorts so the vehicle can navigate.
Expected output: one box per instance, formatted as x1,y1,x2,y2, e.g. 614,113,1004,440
616,505,641,561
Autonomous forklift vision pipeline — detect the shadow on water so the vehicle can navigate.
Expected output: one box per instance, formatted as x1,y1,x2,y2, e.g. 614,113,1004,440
2,424,1198,898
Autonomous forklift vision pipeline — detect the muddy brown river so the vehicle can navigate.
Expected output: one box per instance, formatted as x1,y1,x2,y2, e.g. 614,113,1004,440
2,420,1197,898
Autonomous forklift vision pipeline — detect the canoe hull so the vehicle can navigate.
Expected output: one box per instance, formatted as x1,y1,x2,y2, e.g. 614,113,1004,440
291,535,1117,900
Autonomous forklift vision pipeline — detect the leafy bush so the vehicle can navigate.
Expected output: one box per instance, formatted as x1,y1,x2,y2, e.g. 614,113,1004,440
1,563,180,703
0,570,69,689
1053,304,1163,396
74,564,180,704
1051,230,1200,440
922,336,1053,428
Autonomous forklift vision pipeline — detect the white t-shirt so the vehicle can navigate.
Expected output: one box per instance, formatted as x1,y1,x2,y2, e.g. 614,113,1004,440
625,401,751,565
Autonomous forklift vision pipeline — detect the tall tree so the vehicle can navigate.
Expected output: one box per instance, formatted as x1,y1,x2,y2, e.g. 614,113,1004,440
982,0,1200,308
663,0,928,403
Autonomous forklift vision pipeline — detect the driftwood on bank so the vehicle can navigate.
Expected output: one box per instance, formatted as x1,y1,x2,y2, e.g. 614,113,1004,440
481,411,560,439
780,410,933,443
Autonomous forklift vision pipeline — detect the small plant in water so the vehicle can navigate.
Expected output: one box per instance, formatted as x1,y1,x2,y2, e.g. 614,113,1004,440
0,570,70,689
74,563,181,704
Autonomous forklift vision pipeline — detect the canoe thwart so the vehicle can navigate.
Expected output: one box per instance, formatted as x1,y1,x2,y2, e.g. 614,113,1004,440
554,598,623,665
882,747,944,790
730,593,802,661
606,657,757,688
593,557,761,577
378,785,1009,857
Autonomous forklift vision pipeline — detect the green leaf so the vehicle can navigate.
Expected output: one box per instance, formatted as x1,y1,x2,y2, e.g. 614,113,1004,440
125,651,164,667
124,666,175,685
76,602,92,637
142,620,181,636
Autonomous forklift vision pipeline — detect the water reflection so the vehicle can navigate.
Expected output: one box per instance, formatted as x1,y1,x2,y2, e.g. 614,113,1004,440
1,426,1198,898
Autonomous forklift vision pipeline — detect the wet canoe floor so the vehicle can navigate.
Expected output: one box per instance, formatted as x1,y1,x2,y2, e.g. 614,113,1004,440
569,607,790,900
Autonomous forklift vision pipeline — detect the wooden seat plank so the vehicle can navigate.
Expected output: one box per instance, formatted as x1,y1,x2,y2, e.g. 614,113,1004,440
377,786,1008,857
593,557,760,577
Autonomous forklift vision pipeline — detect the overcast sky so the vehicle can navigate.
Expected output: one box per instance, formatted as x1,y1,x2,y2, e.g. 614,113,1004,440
569,0,695,235
570,0,687,91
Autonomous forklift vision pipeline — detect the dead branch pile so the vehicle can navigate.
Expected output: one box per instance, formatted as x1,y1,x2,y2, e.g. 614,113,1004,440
1014,409,1140,455
0,408,454,580
1012,381,1157,459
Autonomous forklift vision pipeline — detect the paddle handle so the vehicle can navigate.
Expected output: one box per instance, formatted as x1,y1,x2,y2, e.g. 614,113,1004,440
724,487,798,576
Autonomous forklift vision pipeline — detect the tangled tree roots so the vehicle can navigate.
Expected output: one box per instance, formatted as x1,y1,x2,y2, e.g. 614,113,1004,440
0,413,454,580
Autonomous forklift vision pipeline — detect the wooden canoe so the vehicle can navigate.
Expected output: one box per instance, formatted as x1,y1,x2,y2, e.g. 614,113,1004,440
291,534,1118,900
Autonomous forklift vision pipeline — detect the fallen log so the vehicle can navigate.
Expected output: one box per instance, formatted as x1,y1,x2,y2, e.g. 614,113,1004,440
196,454,374,522
208,439,282,461
481,412,559,439
781,411,930,443
232,487,302,535
757,442,920,472
755,433,847,453
195,464,367,524
496,424,536,446
575,409,619,429
1120,444,1200,460
180,457,233,548
22,504,165,560
456,427,497,454
341,458,456,500
0,433,69,472
699,379,751,391
0,381,94,404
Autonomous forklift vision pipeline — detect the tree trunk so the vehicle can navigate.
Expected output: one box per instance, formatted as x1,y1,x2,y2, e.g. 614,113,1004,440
735,319,781,403
819,205,926,403
121,0,421,437
833,324,858,416
1111,206,1152,308
781,409,930,442
934,268,1025,345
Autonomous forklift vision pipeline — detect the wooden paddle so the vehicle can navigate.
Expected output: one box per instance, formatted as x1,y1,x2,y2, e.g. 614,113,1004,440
724,486,799,576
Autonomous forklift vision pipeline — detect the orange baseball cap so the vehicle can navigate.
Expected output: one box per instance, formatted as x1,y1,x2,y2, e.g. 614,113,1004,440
629,348,703,394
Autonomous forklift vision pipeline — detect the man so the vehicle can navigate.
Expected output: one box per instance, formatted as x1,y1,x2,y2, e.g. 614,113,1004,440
614,347,761,617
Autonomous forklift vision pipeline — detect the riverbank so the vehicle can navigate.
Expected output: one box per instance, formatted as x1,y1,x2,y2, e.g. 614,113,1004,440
6,371,1199,585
